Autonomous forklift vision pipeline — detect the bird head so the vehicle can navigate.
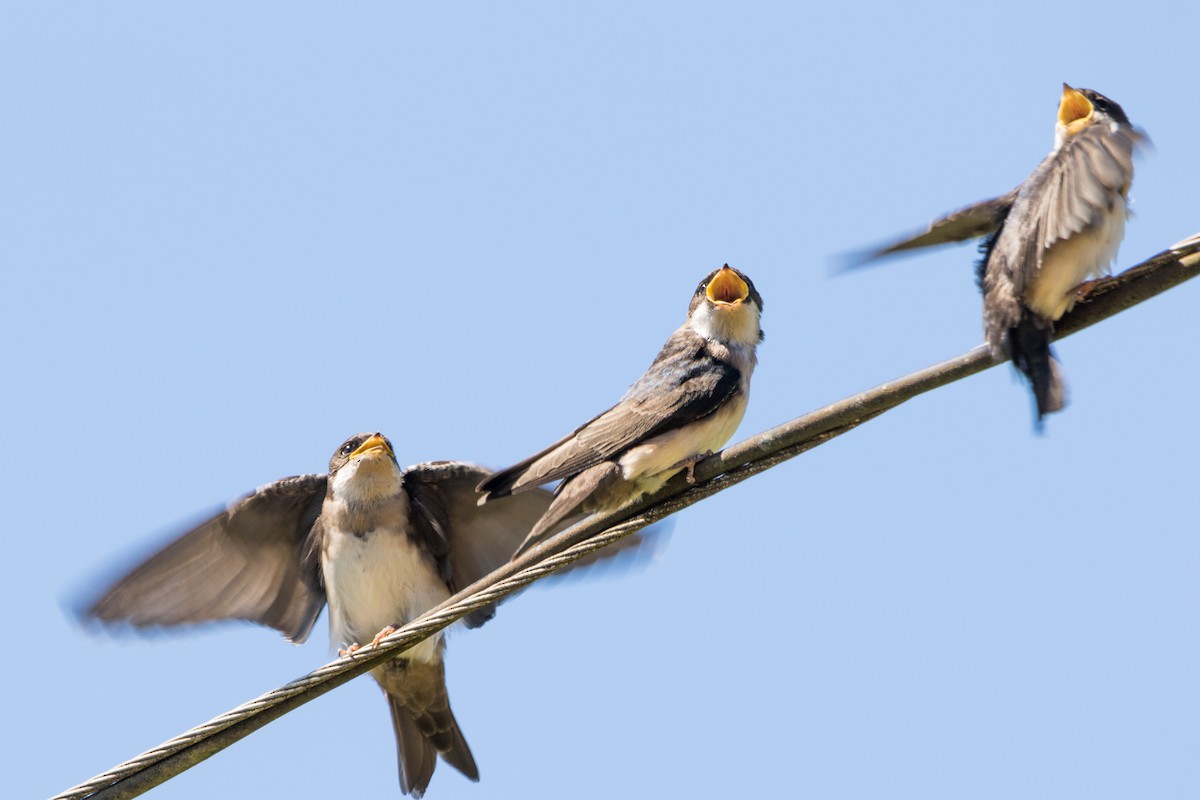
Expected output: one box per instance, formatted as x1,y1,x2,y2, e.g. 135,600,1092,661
687,264,764,347
1056,84,1132,145
328,432,402,502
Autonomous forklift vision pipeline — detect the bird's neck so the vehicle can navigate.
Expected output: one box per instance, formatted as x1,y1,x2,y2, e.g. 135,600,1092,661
329,460,406,509
687,303,761,350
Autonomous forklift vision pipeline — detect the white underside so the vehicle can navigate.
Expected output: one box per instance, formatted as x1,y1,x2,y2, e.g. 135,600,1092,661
323,525,449,664
618,391,749,492
1027,199,1126,320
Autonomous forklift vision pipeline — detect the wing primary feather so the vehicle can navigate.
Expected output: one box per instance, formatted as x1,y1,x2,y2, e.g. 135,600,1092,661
839,192,1016,271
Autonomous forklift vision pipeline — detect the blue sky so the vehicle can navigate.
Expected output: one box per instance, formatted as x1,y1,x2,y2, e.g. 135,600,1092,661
6,3,1199,799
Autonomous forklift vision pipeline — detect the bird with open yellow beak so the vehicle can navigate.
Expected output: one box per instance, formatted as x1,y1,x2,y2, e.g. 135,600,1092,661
855,84,1143,426
86,432,569,796
477,264,764,554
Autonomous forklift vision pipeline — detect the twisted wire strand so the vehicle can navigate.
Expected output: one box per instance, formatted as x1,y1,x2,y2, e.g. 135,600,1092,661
52,233,1200,800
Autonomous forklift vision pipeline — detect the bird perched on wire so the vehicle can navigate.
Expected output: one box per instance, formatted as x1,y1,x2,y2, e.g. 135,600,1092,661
477,265,764,555
85,432,590,797
853,84,1143,425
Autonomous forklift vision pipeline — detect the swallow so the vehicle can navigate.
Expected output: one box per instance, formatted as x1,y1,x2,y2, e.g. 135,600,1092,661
477,265,763,555
856,84,1143,424
86,432,563,797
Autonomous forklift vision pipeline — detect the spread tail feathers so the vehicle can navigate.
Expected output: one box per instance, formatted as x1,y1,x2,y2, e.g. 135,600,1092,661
1009,315,1067,426
378,659,479,797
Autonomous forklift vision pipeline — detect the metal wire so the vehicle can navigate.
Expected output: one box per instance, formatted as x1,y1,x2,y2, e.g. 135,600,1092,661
52,232,1200,800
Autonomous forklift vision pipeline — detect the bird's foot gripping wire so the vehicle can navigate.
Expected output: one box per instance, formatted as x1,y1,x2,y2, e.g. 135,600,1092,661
678,450,715,485
370,625,399,648
337,624,399,657
1073,278,1103,305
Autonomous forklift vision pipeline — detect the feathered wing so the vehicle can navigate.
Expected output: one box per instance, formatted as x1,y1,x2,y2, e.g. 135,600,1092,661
477,329,742,498
404,461,554,628
85,474,329,643
845,193,1016,267
1033,123,1139,257
406,464,550,580
404,461,656,625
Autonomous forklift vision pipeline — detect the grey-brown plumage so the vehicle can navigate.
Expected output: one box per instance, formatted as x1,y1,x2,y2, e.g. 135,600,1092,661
87,472,329,641
378,658,477,793
478,265,764,554
86,433,560,797
855,84,1142,425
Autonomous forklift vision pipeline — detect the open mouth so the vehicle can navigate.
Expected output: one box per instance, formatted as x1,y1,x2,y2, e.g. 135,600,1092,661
706,266,749,305
349,433,395,461
1058,84,1094,127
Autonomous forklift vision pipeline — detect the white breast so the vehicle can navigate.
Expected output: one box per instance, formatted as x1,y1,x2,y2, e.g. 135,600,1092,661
1028,198,1126,320
322,522,450,664
618,390,749,493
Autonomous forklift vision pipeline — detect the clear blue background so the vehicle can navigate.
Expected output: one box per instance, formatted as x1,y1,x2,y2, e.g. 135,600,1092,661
5,3,1198,799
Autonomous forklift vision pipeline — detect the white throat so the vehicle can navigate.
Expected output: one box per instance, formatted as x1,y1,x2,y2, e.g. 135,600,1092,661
330,455,404,504
688,301,761,349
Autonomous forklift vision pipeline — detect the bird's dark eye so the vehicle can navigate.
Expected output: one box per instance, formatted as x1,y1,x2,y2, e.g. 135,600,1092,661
340,442,356,456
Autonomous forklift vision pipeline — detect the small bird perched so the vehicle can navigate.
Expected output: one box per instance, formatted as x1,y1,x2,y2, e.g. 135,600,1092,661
86,432,561,797
477,265,764,555
855,84,1143,424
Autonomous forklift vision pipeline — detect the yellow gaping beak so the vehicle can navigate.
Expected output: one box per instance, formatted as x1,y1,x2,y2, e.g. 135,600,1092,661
348,433,395,461
1058,84,1094,133
705,265,749,305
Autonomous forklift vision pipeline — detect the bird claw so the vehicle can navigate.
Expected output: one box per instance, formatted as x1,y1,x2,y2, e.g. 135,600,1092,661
370,625,399,648
1074,279,1100,303
335,625,398,657
683,450,715,484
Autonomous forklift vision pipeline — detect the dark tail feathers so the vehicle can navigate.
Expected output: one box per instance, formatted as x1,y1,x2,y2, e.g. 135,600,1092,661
1009,314,1066,426
380,659,479,797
